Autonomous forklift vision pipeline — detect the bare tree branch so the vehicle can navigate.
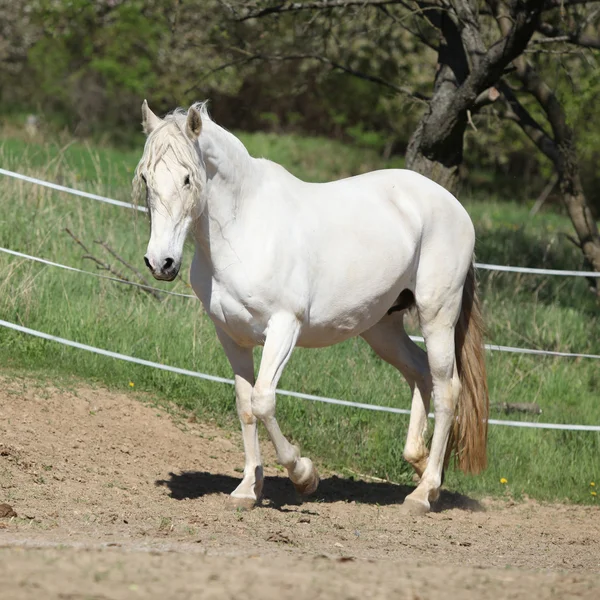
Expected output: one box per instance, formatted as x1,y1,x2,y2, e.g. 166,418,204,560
237,0,418,21
450,0,488,70
313,53,429,101
496,81,559,163
473,85,500,109
491,401,542,415
65,229,163,301
94,240,156,293
237,0,600,21
189,51,429,102
420,0,544,139
377,4,438,50
536,21,600,49
492,0,600,281
474,0,544,84
543,0,599,8
529,174,558,216
185,56,257,94
525,46,581,54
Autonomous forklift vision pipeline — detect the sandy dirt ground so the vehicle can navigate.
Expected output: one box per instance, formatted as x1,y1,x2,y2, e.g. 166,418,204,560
1,374,599,599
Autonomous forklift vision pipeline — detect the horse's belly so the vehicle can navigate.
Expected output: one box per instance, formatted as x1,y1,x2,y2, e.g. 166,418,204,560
297,284,404,348
296,322,368,348
202,280,397,350
191,232,414,349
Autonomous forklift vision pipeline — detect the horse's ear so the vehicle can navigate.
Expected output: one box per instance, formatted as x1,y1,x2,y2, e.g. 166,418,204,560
186,105,202,141
141,99,162,135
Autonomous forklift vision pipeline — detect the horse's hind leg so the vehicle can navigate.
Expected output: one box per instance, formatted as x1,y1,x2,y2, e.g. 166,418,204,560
251,312,319,496
403,290,463,514
361,312,432,480
215,328,263,508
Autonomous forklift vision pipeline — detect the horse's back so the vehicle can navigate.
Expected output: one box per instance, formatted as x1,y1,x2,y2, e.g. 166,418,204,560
284,169,474,346
299,167,475,283
335,168,476,278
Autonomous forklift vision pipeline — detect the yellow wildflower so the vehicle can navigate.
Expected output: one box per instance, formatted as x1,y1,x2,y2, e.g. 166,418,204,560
129,381,135,388
591,482,596,487
591,491,597,497
500,478,508,484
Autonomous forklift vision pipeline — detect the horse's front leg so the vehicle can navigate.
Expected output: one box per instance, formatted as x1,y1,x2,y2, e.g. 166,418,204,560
252,312,319,496
215,327,264,508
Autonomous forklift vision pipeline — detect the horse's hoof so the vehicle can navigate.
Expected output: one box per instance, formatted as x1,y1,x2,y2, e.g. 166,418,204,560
294,472,319,496
227,494,259,511
402,495,430,515
292,460,319,496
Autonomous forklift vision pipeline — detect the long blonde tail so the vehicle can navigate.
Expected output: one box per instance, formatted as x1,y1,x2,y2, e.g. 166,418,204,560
451,263,489,474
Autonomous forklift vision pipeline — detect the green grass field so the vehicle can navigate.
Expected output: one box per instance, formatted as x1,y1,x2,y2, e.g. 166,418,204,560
0,131,598,505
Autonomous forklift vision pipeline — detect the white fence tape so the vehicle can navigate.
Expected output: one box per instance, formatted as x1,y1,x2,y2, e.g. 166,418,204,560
2,167,600,278
0,167,146,213
482,343,599,360
406,333,599,360
0,247,197,299
2,245,599,360
1,319,599,431
476,262,600,278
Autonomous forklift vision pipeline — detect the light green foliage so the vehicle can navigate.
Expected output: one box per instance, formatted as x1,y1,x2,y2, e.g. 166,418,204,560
0,133,598,504
2,0,599,214
86,4,163,95
24,0,167,134
237,131,404,180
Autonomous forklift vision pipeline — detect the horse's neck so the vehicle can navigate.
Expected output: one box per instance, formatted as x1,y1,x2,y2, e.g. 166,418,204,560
201,120,252,183
193,121,257,258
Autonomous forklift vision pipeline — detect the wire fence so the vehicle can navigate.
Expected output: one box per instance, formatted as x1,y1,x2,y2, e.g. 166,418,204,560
1,167,599,277
0,248,197,299
1,166,599,432
2,319,599,432
1,246,598,359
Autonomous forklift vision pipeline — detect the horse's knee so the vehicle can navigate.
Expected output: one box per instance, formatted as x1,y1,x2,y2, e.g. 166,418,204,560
432,377,460,412
403,442,429,477
239,410,256,425
251,383,275,421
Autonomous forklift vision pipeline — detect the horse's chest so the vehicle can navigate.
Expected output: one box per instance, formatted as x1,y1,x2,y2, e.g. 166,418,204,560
190,250,298,347
202,279,267,347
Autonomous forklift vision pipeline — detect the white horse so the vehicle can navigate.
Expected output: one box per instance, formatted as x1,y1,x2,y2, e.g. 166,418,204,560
133,101,489,514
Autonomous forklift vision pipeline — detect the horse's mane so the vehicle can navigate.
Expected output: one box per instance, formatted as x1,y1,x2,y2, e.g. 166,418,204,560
164,101,211,128
132,101,251,211
132,102,211,210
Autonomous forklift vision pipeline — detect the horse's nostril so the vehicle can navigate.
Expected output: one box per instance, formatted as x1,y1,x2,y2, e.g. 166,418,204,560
163,257,174,271
143,256,152,270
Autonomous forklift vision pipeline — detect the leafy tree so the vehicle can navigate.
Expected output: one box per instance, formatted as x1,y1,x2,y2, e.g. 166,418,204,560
16,0,169,133
222,0,600,284
1,0,598,281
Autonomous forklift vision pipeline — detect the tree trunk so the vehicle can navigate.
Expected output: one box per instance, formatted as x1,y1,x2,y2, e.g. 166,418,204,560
405,1,542,197
404,13,469,197
405,117,466,196
558,141,600,283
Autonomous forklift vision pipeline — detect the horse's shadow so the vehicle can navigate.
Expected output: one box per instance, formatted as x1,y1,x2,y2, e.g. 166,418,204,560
155,471,483,513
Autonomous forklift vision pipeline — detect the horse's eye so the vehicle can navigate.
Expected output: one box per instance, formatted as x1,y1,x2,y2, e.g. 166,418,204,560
184,175,190,187
141,174,147,184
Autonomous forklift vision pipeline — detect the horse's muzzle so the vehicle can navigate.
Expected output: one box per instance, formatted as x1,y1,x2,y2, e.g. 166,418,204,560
151,268,179,282
144,255,180,281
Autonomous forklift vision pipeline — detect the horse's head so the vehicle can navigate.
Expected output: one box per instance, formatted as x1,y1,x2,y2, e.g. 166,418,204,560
133,101,206,281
